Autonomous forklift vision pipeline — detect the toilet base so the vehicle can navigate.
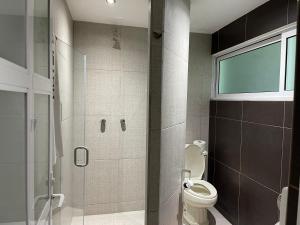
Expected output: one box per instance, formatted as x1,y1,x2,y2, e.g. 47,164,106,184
183,203,209,225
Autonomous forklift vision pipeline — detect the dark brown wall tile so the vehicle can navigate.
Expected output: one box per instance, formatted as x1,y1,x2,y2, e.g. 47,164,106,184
284,101,294,128
246,0,288,40
215,118,241,171
219,16,246,51
209,117,216,158
282,128,292,188
241,123,283,192
214,162,239,225
243,101,284,126
289,138,300,187
211,32,219,54
208,158,215,184
210,100,217,116
288,0,297,23
210,100,294,224
211,31,219,54
216,101,242,120
239,175,278,225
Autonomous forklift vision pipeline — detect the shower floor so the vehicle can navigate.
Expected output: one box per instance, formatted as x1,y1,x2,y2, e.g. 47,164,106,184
71,210,144,225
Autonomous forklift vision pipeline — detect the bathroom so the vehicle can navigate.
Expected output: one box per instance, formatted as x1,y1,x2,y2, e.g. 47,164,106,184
0,0,299,225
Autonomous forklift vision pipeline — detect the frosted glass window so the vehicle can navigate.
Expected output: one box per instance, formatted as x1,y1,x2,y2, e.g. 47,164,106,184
0,91,27,225
285,36,296,91
0,0,26,67
34,94,49,222
219,42,281,94
34,0,49,77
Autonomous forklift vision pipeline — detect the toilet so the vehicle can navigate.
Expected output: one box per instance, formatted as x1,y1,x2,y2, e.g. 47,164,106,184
183,140,218,225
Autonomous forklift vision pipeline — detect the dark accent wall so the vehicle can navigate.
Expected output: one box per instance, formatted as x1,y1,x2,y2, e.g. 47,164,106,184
286,4,300,223
208,100,293,225
211,0,297,54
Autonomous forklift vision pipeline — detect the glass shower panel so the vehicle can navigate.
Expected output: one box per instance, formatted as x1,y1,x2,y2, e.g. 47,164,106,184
0,90,27,224
34,0,49,77
219,42,281,94
0,0,26,67
72,49,87,225
34,94,50,223
53,39,86,225
285,36,296,91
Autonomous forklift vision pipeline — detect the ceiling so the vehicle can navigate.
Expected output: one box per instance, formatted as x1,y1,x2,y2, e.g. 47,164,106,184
66,0,269,34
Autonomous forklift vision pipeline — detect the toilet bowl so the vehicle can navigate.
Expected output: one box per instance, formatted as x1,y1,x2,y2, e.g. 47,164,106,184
183,142,218,225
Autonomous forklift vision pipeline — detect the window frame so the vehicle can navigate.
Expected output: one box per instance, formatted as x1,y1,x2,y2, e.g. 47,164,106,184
281,29,297,93
212,23,297,101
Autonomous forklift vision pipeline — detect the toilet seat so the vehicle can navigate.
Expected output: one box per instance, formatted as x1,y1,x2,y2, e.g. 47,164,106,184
184,179,218,208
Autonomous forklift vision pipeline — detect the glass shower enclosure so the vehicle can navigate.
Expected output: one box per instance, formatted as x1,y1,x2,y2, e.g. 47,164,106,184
53,39,87,225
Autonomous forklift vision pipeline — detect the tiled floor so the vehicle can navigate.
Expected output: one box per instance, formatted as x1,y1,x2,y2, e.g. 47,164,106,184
71,211,144,225
71,207,230,225
0,223,25,225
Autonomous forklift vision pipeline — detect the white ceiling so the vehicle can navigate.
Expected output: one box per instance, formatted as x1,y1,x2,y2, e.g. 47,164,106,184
66,0,149,29
66,0,269,34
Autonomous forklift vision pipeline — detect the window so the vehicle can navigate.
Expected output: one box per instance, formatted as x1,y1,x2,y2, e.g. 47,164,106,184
0,0,26,67
285,35,296,91
214,27,297,100
0,90,27,225
219,41,281,94
34,0,49,77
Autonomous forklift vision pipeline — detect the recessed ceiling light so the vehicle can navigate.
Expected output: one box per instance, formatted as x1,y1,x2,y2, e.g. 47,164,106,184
106,0,116,5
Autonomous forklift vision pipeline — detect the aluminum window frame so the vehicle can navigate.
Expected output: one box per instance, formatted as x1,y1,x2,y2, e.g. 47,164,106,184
280,29,297,93
212,23,297,101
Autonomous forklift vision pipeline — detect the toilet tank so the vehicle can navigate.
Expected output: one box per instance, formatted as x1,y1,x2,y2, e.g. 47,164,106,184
185,141,206,179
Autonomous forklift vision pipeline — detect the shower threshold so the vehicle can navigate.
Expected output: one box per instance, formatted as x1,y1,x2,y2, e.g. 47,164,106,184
71,210,145,225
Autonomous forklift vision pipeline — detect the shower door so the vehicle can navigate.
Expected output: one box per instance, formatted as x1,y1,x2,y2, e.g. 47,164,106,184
52,39,87,225
72,50,88,225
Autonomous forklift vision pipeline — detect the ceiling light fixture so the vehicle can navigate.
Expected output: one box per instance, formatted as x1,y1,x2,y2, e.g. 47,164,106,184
106,0,116,5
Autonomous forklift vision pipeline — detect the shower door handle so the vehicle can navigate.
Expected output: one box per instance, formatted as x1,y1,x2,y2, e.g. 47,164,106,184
74,146,89,167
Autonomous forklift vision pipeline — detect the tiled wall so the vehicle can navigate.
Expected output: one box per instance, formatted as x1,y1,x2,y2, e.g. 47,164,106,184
208,100,293,225
211,0,297,54
74,22,148,215
186,33,212,145
147,0,190,224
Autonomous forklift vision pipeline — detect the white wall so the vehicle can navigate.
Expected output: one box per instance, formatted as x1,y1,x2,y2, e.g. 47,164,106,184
186,33,212,144
54,0,73,45
147,0,190,224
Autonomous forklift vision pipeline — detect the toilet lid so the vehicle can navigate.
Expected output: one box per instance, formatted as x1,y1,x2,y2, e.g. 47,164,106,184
185,144,205,178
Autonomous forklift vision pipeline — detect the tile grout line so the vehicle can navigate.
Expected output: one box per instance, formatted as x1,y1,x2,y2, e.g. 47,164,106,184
213,101,218,183
216,115,286,129
279,102,286,190
238,101,243,225
214,159,280,195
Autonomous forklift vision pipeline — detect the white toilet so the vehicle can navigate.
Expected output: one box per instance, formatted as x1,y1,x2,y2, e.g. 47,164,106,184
183,140,218,225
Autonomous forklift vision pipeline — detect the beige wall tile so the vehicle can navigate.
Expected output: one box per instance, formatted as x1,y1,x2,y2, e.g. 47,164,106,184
118,159,146,202
186,33,212,147
74,22,148,213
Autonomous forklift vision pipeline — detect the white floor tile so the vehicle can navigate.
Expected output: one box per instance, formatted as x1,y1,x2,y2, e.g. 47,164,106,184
208,207,231,225
71,211,145,225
